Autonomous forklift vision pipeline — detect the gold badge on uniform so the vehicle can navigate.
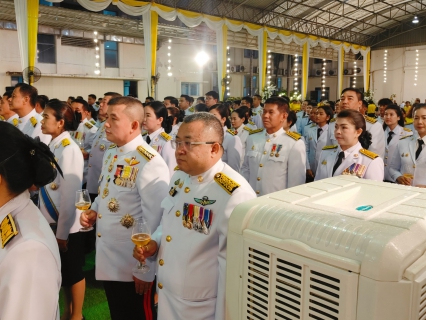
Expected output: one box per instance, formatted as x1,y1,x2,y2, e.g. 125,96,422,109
107,198,120,212
1,214,19,248
99,144,105,151
321,160,327,165
120,214,135,228
50,182,58,190
194,196,216,206
124,156,140,166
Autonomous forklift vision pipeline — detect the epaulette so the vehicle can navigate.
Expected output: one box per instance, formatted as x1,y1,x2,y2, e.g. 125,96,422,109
250,128,264,135
329,117,336,123
160,132,172,141
85,122,93,129
109,144,117,149
365,116,377,124
12,118,19,127
310,123,317,128
243,126,251,132
142,131,148,136
137,146,155,161
0,115,4,121
286,131,301,141
400,135,411,140
214,172,240,195
30,117,37,127
1,214,19,248
248,121,255,126
90,119,97,125
227,129,236,136
62,139,70,147
189,106,195,112
403,127,412,132
174,166,180,171
360,148,379,159
322,145,338,150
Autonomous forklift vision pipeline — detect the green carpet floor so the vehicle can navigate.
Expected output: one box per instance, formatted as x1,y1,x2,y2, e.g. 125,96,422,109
59,251,111,320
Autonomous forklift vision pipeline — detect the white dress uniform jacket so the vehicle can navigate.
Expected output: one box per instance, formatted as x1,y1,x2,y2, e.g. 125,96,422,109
305,124,328,174
315,142,384,182
0,191,61,320
5,113,19,127
170,123,182,140
152,160,256,320
325,116,386,158
40,131,84,240
222,127,243,172
87,122,114,195
184,107,195,116
234,125,251,168
241,128,306,196
144,127,177,177
384,125,413,181
91,135,169,282
70,119,99,185
251,106,263,129
17,108,51,145
296,115,310,135
388,135,426,183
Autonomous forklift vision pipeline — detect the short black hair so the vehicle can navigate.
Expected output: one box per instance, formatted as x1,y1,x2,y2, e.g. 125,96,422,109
36,95,49,110
341,88,364,101
3,91,13,99
378,98,393,107
242,96,253,106
197,97,205,103
205,91,219,100
15,83,38,106
145,96,154,102
180,94,191,103
104,92,122,99
88,94,97,100
72,98,90,112
264,96,289,114
253,94,262,100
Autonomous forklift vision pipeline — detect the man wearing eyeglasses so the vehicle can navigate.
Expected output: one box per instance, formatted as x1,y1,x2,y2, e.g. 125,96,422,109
133,112,256,320
205,91,219,107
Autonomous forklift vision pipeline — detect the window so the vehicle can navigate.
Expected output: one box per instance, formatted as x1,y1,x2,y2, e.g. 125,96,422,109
39,0,53,6
37,34,56,64
104,41,119,68
243,75,258,96
244,49,258,59
181,82,200,96
103,10,117,16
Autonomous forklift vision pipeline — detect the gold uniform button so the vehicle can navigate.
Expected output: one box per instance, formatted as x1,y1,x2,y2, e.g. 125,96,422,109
159,259,164,266
166,235,172,242
98,214,102,219
266,139,271,142
90,154,93,157
257,177,261,181
259,164,263,167
263,151,267,155
97,233,101,237
184,187,190,193
256,191,260,194
89,165,92,167
175,210,181,217
158,282,163,289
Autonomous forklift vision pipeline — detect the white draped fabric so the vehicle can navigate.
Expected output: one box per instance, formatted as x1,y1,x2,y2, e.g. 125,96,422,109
216,25,226,100
45,0,370,93
14,0,28,72
142,10,153,84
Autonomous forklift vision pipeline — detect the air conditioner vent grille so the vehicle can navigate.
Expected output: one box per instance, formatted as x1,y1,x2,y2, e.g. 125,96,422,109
418,282,426,319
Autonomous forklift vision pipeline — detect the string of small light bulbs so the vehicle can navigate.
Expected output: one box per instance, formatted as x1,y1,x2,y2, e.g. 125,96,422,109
267,50,272,86
167,39,172,77
94,31,100,75
353,60,357,88
294,53,299,95
322,59,326,96
226,46,231,97
415,49,419,86
383,50,387,83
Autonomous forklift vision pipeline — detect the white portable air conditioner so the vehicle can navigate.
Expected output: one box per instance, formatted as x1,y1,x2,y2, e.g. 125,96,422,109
226,176,426,320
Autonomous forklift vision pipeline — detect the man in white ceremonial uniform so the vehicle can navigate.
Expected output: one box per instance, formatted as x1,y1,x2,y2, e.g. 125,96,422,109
133,112,256,320
179,94,195,116
0,91,19,126
241,96,306,196
250,94,264,128
80,97,169,320
324,88,385,158
70,99,99,186
11,83,51,145
87,92,122,202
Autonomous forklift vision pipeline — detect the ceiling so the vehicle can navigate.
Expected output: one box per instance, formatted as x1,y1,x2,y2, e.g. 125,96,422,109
0,0,425,48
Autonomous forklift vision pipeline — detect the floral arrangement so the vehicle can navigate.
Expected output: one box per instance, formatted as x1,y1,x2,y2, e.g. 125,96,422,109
364,89,375,104
261,85,276,100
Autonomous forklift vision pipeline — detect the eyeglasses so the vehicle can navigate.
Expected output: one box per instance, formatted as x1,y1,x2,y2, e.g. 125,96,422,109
171,140,219,150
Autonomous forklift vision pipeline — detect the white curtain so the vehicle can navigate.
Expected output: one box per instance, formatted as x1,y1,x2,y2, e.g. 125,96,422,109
14,0,28,72
142,10,153,92
216,24,226,99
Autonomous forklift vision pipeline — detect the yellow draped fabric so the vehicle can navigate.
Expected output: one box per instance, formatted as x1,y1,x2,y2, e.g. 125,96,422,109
365,51,371,92
338,46,345,95
302,43,308,100
150,10,158,78
27,0,39,85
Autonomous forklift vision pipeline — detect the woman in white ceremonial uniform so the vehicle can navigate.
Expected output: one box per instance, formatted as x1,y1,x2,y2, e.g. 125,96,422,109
40,100,86,320
230,107,252,168
305,105,333,180
0,122,61,320
315,109,384,182
143,101,177,176
389,104,426,187
382,104,413,181
209,104,243,172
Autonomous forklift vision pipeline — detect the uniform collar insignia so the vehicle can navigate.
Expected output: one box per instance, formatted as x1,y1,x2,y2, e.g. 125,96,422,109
194,196,216,206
